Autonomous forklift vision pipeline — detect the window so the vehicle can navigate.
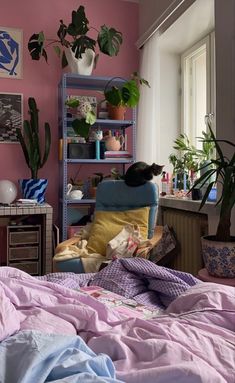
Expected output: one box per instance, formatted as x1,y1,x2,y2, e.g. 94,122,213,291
181,33,215,149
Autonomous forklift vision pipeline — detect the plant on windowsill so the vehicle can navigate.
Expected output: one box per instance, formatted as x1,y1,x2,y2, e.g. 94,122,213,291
16,97,51,203
190,117,235,278
27,5,122,75
104,72,150,120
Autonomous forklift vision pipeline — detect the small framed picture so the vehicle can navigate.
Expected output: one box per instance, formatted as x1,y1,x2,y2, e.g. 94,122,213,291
0,92,23,143
0,27,23,79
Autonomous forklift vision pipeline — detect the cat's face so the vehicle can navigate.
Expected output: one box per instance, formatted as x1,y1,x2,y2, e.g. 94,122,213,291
152,164,164,176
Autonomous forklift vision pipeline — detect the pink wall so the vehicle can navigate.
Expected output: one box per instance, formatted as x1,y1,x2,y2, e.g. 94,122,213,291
0,0,139,223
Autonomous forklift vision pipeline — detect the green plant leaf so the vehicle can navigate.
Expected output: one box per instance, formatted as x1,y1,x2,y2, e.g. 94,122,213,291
98,25,123,56
85,111,96,125
53,45,61,57
105,86,122,106
71,119,90,139
122,80,139,107
71,36,96,59
67,6,89,36
65,98,80,108
28,33,48,62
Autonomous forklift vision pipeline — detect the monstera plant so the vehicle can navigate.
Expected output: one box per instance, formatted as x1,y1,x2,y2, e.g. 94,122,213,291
28,5,123,70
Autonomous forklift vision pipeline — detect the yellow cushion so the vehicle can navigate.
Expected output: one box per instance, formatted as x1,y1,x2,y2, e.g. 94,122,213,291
87,207,150,256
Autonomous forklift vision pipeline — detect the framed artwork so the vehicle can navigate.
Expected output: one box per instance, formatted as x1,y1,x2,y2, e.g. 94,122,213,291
0,93,23,143
0,27,23,79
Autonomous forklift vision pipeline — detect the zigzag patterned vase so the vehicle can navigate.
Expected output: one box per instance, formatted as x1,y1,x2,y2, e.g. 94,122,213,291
19,179,48,204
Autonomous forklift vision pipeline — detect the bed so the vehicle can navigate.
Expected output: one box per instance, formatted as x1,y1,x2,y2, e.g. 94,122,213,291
0,258,234,383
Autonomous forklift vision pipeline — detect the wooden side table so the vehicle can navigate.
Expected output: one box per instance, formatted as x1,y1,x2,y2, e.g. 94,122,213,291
198,268,235,287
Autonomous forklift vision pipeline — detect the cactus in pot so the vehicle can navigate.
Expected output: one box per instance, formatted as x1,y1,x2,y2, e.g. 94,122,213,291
16,97,51,179
16,97,51,203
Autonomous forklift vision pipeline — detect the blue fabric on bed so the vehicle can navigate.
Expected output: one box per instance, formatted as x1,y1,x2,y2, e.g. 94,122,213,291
0,330,123,383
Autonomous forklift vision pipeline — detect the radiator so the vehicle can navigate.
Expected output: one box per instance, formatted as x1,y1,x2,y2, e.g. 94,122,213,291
161,208,208,275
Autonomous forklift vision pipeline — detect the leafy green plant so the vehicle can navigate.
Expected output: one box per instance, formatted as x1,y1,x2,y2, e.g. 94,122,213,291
65,97,96,140
28,5,123,68
16,97,51,179
104,72,150,108
190,121,235,242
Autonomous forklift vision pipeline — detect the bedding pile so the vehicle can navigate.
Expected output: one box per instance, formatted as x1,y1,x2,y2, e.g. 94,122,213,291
39,258,200,309
0,266,234,382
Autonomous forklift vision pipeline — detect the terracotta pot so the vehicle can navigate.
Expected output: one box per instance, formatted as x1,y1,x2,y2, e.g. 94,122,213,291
201,235,235,278
107,104,127,120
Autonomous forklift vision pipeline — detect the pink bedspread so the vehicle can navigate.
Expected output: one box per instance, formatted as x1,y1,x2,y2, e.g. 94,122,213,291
0,267,234,383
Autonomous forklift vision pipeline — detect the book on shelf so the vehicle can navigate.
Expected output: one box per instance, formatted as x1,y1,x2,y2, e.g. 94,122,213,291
104,150,132,158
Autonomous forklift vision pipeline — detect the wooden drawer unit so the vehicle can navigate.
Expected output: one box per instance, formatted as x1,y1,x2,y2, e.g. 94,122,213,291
8,246,39,261
9,261,39,275
9,230,40,245
7,225,41,275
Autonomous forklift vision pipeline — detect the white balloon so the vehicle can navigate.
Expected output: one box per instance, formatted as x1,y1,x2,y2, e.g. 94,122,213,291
0,180,17,204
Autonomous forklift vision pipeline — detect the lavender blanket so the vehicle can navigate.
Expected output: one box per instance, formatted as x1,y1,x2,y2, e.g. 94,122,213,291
0,266,234,383
39,258,200,309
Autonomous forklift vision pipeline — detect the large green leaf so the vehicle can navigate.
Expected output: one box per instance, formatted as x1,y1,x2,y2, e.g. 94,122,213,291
67,6,89,37
71,36,96,59
72,119,90,139
98,25,122,56
104,87,122,106
122,80,140,107
28,33,47,62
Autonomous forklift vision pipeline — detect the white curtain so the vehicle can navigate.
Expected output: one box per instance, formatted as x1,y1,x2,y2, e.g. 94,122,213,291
136,32,161,165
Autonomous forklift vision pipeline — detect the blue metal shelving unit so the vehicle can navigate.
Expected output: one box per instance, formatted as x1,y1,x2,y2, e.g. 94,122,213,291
58,74,136,241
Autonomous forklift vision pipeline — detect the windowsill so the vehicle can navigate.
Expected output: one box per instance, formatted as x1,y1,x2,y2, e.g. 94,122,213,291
159,195,219,215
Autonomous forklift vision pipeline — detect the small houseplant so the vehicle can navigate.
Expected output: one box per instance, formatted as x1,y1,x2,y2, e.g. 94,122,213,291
65,97,96,140
190,119,235,277
16,97,51,203
28,5,122,73
104,72,150,119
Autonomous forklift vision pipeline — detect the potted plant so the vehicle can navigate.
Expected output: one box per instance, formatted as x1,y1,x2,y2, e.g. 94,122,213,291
190,119,235,278
104,72,150,119
169,134,199,191
65,97,96,140
28,5,123,74
16,97,51,203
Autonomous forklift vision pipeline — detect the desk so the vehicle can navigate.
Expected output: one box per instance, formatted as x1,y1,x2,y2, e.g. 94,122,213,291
0,203,53,274
198,268,235,287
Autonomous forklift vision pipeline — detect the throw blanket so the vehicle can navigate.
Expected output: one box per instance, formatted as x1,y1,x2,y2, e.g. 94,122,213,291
0,330,122,383
40,258,200,309
0,267,234,383
89,258,200,308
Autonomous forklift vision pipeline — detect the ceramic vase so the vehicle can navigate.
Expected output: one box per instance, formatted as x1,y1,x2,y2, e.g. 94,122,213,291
201,235,235,278
19,179,48,204
65,48,95,75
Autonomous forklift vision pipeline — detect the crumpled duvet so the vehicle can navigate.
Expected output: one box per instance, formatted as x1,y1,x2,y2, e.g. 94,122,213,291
0,267,234,383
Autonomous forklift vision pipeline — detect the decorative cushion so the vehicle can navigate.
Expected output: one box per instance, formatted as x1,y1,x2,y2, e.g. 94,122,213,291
87,207,150,256
95,180,159,239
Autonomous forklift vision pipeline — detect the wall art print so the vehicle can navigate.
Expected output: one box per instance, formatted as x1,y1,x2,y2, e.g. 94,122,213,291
0,93,23,143
0,27,23,79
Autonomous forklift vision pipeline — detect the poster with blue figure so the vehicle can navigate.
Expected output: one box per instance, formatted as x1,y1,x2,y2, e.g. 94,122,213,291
0,27,22,79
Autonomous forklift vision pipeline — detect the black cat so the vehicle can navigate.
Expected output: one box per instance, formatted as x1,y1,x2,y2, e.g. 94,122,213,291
124,162,164,187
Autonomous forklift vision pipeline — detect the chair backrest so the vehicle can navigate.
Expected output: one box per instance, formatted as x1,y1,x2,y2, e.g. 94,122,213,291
95,180,159,239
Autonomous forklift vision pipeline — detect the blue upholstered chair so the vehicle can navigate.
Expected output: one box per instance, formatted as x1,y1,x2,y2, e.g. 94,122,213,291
55,180,159,273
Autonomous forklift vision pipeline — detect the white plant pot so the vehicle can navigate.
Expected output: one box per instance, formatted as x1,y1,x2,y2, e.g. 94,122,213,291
65,48,95,75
